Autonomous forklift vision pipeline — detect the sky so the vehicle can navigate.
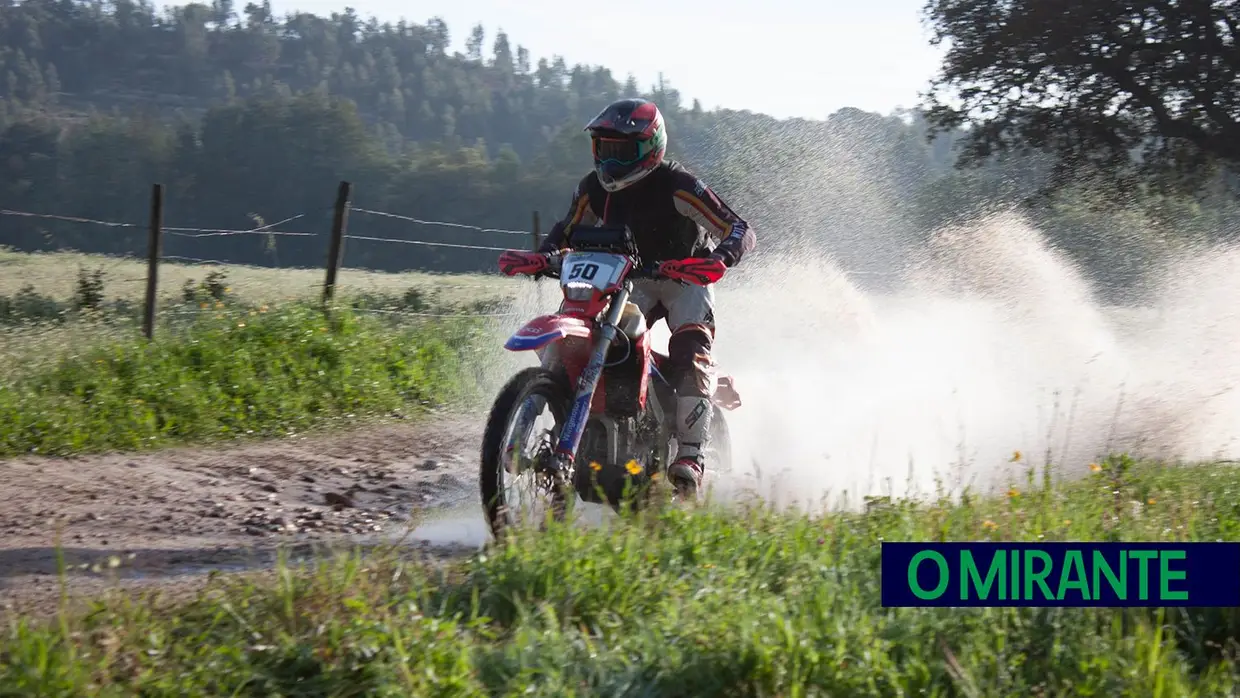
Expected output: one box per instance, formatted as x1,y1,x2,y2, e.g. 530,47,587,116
263,0,946,121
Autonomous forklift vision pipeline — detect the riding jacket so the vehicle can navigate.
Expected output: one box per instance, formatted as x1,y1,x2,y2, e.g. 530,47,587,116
539,160,756,267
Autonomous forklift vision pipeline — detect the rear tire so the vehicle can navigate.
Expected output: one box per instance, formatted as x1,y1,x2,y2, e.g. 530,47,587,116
480,367,572,540
704,405,733,475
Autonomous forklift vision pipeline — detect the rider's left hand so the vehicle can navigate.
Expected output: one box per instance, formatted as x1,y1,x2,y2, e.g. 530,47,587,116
658,256,728,286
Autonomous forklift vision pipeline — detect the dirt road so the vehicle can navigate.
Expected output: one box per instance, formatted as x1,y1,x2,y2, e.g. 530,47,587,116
0,414,488,617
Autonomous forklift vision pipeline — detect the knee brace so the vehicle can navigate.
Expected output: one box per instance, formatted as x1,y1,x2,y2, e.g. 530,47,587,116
666,324,716,398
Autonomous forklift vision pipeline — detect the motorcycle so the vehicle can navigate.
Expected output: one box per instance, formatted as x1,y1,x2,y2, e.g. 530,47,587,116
479,224,743,538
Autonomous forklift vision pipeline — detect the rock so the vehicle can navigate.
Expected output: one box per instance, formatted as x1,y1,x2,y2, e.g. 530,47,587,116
435,474,463,488
323,492,354,509
415,459,439,471
299,474,316,483
260,483,278,493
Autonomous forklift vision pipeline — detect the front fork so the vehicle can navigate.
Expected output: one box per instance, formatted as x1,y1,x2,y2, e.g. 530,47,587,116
550,283,632,477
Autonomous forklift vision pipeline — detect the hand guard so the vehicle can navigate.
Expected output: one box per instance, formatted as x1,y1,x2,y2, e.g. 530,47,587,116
658,255,728,286
498,250,550,277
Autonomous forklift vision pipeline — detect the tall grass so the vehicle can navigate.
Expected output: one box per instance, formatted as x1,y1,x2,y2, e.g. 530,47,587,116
0,303,490,456
5,458,1240,695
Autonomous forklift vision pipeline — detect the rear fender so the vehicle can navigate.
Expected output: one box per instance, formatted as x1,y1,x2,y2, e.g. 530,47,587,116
505,314,593,352
713,375,742,411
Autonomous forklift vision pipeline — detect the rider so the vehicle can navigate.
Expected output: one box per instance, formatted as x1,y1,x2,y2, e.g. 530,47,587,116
529,97,756,498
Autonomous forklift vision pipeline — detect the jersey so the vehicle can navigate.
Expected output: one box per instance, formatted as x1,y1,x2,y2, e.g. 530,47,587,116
538,160,756,267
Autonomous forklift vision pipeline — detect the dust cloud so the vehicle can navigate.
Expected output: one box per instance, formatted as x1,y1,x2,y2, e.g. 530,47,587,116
709,213,1240,511
478,212,1240,515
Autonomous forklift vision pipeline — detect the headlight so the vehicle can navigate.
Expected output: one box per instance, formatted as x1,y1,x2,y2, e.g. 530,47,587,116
563,283,594,301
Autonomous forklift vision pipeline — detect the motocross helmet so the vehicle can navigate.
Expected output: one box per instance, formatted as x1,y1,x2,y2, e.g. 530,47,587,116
584,98,667,192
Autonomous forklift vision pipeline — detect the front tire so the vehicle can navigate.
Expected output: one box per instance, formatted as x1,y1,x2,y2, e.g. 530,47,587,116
480,367,572,539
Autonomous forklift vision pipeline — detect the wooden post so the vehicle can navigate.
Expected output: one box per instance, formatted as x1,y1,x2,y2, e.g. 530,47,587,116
323,180,352,305
142,183,164,340
531,210,541,252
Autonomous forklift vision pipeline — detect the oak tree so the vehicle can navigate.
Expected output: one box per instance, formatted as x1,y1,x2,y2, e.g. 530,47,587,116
922,0,1240,193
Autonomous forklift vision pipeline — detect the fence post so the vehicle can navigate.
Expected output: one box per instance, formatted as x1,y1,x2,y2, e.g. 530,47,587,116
531,210,547,307
323,180,352,306
142,183,164,340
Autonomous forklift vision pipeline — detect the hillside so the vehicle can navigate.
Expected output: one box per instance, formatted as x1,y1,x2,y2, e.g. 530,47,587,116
1,1,1238,297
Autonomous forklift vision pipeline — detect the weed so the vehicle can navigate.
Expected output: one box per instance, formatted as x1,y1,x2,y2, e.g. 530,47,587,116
4,461,1240,694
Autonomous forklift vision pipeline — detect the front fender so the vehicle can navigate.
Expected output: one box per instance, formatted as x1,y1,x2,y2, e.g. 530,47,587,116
504,314,594,352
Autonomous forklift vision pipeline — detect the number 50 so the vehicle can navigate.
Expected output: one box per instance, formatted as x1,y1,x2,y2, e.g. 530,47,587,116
568,262,599,281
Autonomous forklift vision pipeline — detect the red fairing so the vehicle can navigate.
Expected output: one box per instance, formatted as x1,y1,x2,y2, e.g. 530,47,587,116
498,250,548,277
658,257,727,286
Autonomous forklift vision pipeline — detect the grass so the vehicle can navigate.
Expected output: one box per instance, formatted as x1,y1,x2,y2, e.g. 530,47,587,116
4,457,1240,696
0,301,494,456
0,246,528,454
0,247,510,309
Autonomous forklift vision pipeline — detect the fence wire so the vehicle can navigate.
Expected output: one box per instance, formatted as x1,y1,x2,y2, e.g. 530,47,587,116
1,205,526,327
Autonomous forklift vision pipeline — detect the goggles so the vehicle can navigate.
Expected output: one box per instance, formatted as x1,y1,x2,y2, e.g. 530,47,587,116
592,135,655,166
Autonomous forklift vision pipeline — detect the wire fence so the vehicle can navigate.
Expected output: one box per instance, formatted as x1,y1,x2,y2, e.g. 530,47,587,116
2,178,898,337
0,180,543,336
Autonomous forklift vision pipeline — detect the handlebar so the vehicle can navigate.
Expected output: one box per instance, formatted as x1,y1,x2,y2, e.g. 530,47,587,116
534,254,663,282
510,249,725,287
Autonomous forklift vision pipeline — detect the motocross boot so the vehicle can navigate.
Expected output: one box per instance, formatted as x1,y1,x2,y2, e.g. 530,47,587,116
668,395,711,499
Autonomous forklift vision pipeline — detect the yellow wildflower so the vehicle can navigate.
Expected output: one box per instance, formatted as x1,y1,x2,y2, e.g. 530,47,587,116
624,460,642,475
982,520,997,530
1010,450,1022,462
1147,497,1156,505
1089,463,1101,472
1007,487,1020,498
589,462,602,472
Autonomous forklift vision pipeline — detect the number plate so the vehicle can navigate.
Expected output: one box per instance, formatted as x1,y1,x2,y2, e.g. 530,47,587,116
560,252,627,291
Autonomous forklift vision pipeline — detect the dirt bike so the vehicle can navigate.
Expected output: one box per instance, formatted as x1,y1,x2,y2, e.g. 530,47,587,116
479,224,743,538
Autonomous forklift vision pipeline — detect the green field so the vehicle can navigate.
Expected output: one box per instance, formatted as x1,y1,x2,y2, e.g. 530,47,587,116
0,249,514,455
0,247,510,309
2,250,1238,696
5,458,1240,695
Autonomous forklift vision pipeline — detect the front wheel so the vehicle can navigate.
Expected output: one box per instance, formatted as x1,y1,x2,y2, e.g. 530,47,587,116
480,367,573,539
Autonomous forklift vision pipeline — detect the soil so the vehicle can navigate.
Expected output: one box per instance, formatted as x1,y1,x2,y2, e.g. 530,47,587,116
0,414,487,618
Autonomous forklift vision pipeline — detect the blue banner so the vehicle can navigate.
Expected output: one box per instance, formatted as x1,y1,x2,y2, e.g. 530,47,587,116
881,542,1240,607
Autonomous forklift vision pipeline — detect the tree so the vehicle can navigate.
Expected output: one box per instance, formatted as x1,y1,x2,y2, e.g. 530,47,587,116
466,23,484,62
491,29,513,72
516,46,530,75
922,0,1240,194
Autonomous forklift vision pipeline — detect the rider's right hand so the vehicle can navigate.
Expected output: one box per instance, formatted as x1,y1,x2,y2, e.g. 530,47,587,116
498,250,553,277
